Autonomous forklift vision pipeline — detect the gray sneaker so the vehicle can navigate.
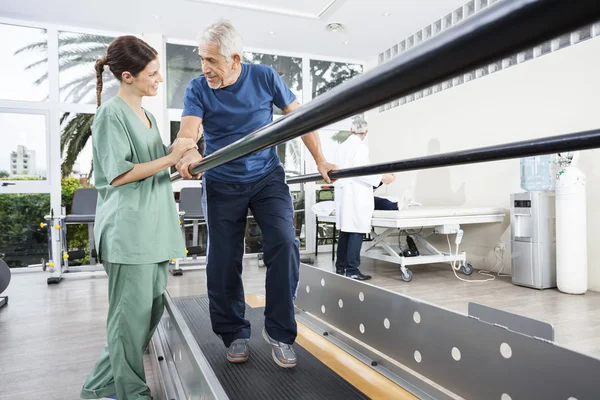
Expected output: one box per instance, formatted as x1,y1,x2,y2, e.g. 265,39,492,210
227,338,249,363
262,327,297,368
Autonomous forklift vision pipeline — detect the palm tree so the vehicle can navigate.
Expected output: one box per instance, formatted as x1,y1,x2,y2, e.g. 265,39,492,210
15,32,118,178
310,60,362,98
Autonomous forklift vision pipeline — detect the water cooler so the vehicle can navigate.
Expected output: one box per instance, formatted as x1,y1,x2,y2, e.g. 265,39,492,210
510,192,556,289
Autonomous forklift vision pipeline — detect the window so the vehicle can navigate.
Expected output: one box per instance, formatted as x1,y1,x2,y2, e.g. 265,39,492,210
60,113,94,182
310,60,362,98
166,43,203,109
574,26,593,43
433,20,442,35
540,41,552,56
465,1,476,17
503,55,518,69
244,52,303,115
453,7,464,24
0,112,48,181
557,34,571,50
0,193,50,268
476,66,489,78
489,61,502,74
0,24,48,102
424,26,432,40
58,31,117,104
443,13,453,30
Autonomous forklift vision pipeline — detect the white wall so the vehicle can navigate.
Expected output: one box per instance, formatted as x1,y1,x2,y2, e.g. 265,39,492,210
366,37,600,290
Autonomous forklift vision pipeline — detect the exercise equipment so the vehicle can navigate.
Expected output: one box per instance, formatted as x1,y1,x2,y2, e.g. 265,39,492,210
43,188,102,284
171,187,207,275
0,258,10,309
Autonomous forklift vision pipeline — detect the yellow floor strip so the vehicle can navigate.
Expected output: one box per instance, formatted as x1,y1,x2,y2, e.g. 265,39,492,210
244,294,417,400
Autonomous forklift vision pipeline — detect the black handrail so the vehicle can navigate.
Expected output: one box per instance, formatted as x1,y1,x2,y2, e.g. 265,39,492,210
286,128,600,184
171,0,600,182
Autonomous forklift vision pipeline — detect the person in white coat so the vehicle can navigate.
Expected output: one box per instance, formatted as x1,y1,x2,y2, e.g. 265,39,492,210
334,117,395,280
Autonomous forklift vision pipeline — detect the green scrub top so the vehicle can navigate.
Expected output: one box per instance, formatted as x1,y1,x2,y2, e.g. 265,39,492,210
91,96,185,265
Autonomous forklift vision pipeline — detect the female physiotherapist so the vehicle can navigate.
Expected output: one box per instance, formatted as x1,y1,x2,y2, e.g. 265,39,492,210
80,36,196,400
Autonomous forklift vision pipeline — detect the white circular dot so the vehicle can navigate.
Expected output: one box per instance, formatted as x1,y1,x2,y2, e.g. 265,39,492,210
321,305,326,314
306,285,310,293
338,299,344,308
359,292,365,302
413,311,421,324
500,343,512,359
501,394,512,400
414,350,422,363
384,318,391,329
452,347,461,361
359,324,365,334
321,278,325,287
568,397,578,400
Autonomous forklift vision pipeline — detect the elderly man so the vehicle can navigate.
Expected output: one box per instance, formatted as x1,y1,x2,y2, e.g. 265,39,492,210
175,20,336,369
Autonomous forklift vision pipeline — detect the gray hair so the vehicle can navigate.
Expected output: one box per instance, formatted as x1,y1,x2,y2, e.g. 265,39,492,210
351,116,368,134
197,20,244,61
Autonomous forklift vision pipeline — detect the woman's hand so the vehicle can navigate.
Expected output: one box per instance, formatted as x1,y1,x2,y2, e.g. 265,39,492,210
168,138,198,165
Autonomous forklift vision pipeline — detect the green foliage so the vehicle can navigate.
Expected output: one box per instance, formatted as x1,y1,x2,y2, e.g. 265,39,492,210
0,193,49,267
0,171,10,178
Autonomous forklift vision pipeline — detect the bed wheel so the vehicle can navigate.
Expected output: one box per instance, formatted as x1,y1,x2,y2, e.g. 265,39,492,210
461,262,474,276
401,269,413,282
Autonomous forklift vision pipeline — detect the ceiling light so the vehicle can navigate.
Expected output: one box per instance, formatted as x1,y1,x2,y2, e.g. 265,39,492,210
383,12,391,16
153,15,160,19
343,41,350,45
269,31,275,35
325,22,343,32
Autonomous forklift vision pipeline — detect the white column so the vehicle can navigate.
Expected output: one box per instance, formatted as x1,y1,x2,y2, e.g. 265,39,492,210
141,33,170,145
47,27,63,274
302,56,317,254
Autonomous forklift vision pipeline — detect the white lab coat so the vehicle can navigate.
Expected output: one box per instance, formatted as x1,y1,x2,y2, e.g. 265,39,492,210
334,134,382,234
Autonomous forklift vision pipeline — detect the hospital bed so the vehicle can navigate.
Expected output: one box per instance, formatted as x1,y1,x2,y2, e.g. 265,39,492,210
317,206,506,282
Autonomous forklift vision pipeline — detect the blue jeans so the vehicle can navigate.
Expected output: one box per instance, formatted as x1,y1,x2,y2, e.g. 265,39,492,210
335,231,363,276
202,166,300,347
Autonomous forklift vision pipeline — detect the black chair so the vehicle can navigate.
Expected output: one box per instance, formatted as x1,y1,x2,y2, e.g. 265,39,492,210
64,188,98,264
179,187,206,257
315,188,337,260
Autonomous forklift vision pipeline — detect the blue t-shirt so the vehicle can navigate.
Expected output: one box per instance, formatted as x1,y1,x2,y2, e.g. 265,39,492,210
182,63,296,183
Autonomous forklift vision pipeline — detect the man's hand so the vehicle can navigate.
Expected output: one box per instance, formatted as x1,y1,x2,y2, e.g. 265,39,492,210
317,160,337,184
176,149,204,180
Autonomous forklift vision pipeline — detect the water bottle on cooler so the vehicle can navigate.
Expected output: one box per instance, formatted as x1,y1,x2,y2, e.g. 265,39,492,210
520,155,552,192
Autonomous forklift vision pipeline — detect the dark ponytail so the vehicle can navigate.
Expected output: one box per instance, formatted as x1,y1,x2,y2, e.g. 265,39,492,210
94,35,158,108
95,56,107,108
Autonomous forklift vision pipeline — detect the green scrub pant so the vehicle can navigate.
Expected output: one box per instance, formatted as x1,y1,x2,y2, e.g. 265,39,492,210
80,261,169,400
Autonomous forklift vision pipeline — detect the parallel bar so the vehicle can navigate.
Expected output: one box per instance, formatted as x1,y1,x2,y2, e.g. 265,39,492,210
287,128,600,184
171,0,600,182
